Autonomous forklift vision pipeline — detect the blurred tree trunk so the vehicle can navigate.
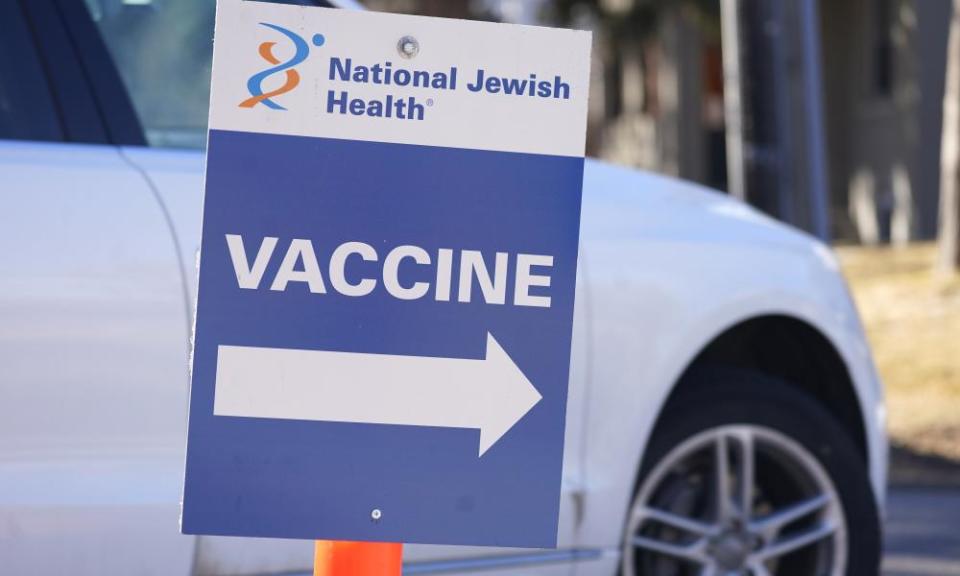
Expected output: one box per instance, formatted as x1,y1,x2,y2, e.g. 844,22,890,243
940,0,960,272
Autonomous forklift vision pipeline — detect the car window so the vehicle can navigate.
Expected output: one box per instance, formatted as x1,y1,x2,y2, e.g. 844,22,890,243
0,2,63,142
83,0,216,148
83,0,339,149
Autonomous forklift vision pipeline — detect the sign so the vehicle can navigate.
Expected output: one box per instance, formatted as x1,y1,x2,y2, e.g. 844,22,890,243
182,0,591,548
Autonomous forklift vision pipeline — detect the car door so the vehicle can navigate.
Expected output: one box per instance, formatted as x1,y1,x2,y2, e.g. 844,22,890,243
0,1,194,574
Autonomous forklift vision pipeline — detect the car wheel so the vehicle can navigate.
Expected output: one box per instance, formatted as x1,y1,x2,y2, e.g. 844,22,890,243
622,368,881,576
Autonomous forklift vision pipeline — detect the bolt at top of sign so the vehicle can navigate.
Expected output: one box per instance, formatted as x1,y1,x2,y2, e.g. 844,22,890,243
398,36,419,58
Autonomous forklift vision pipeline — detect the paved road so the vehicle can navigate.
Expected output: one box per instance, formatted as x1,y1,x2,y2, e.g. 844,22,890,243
883,487,960,575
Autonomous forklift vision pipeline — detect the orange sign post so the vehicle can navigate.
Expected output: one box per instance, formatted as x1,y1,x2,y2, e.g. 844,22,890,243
314,541,403,576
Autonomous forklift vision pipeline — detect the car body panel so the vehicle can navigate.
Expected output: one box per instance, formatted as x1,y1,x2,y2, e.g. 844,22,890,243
0,141,194,575
573,161,886,550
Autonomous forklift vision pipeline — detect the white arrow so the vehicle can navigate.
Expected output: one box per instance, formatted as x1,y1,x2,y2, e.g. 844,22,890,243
213,333,542,456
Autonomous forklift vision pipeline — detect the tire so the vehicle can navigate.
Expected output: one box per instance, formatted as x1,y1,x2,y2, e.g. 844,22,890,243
621,368,881,576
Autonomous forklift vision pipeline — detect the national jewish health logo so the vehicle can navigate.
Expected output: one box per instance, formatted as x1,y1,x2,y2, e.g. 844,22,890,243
239,23,325,111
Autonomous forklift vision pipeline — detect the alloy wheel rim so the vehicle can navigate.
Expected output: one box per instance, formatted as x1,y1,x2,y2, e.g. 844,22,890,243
622,424,848,576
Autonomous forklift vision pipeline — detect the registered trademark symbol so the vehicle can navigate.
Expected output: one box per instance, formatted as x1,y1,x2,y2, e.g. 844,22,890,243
427,98,434,107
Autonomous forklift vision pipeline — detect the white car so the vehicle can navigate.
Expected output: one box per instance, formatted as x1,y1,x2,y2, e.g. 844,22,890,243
0,1,885,575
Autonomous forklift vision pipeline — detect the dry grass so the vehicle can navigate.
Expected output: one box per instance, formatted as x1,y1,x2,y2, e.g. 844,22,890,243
836,243,960,461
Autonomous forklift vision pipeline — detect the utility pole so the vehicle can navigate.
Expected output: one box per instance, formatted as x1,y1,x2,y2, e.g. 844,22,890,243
720,0,747,201
799,0,831,241
940,0,960,273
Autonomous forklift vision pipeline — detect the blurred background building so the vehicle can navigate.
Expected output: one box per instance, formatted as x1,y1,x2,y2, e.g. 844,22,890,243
366,0,953,247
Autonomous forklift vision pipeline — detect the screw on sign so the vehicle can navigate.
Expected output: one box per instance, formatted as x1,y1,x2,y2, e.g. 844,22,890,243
398,35,419,58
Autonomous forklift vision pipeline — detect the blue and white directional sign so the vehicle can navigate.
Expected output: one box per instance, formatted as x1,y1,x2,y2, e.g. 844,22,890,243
182,1,591,548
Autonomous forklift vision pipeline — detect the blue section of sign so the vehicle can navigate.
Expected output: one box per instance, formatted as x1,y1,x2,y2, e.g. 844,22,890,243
182,130,583,547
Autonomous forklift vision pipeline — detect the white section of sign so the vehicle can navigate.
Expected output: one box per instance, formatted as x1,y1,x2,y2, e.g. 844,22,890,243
214,334,542,456
210,2,591,157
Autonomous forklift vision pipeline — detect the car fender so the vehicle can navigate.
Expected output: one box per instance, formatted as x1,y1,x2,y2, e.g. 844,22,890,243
575,160,886,549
